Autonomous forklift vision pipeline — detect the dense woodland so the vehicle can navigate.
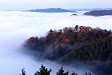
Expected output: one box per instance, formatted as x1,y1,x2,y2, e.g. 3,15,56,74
23,25,112,75
84,10,112,16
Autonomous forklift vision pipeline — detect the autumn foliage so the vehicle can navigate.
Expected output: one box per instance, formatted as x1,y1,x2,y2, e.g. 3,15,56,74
24,25,112,61
23,25,112,75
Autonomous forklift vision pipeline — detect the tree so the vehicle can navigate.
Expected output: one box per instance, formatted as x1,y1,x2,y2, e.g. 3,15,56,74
75,25,78,31
20,68,25,75
56,67,69,75
84,72,92,75
49,29,53,33
35,65,52,75
20,65,93,75
71,72,78,75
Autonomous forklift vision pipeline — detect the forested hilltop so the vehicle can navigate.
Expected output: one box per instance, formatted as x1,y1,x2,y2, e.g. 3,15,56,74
23,25,112,75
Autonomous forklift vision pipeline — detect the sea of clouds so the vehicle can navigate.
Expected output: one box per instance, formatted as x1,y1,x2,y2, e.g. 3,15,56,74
0,11,112,75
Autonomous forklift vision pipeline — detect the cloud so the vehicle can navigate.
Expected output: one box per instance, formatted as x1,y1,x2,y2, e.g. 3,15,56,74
0,11,112,75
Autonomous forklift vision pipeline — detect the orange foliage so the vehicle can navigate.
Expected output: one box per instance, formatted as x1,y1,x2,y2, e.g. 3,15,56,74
52,32,58,36
27,37,35,43
109,33,112,37
83,29,89,35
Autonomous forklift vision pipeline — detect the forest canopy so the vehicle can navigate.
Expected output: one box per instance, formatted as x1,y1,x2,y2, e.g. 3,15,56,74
24,25,112,61
23,25,112,75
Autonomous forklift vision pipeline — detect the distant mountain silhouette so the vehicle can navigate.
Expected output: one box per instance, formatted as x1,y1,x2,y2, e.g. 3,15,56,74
84,10,112,16
71,8,112,11
26,8,74,13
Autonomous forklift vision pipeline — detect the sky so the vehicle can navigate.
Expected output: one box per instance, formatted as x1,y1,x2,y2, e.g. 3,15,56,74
0,0,112,10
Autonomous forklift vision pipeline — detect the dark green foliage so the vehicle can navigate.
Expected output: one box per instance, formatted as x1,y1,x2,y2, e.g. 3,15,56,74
20,65,92,75
24,26,112,62
56,67,69,75
60,36,112,62
23,26,112,75
35,65,52,75
24,26,112,61
84,73,91,75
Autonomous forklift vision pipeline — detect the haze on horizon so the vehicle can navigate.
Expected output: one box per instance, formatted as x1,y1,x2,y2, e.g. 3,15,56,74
0,11,99,75
0,0,112,10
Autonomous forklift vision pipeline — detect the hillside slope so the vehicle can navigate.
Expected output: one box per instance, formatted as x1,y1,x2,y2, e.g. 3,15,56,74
24,25,112,61
23,25,112,75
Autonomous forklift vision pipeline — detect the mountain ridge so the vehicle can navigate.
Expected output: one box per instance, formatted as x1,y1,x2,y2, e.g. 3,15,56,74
84,10,112,16
26,8,74,13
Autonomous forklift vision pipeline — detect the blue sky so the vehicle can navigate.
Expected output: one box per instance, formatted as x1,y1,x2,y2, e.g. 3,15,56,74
0,0,112,10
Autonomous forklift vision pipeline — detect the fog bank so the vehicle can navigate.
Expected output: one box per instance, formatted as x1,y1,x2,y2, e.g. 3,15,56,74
0,11,112,75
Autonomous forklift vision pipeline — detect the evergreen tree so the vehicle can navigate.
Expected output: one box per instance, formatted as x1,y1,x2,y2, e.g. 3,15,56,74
75,25,78,31
19,65,93,75
71,72,78,75
20,68,25,75
56,67,69,75
84,72,92,75
35,65,52,75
